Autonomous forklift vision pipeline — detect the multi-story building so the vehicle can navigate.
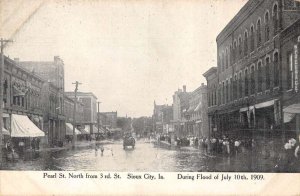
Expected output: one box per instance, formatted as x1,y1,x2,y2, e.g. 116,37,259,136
65,92,97,134
186,83,209,138
204,0,300,144
152,102,173,134
171,85,190,137
2,56,45,144
100,111,117,129
17,56,65,145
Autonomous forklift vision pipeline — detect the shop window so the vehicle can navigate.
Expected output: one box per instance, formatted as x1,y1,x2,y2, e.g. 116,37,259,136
274,52,279,87
266,57,271,89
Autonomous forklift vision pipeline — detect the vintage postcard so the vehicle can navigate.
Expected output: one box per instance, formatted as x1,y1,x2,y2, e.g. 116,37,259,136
0,0,300,195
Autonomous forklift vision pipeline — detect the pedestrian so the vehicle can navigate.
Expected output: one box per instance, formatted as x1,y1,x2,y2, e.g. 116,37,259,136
234,140,241,156
18,139,25,157
100,145,104,156
31,138,36,151
36,138,40,150
6,140,13,153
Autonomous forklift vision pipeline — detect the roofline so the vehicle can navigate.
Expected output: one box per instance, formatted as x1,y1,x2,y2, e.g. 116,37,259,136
65,91,98,99
203,67,218,78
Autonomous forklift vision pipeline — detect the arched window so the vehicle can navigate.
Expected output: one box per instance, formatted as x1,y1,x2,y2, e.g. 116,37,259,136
222,82,225,104
238,36,242,57
266,57,271,89
257,19,262,47
273,3,279,34
274,52,279,87
222,52,225,71
225,49,228,69
265,11,270,41
234,75,237,100
250,66,255,94
250,25,255,52
233,41,237,63
239,72,243,98
229,45,233,65
245,69,249,96
287,52,294,90
226,80,229,103
244,31,248,56
257,62,263,92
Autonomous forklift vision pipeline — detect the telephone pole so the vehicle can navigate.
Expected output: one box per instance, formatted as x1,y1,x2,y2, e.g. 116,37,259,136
97,101,101,134
72,81,81,149
0,38,13,167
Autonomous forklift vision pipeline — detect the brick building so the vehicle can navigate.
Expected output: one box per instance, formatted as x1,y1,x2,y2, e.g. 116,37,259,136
186,83,209,138
2,56,45,144
152,102,173,134
100,111,117,129
204,0,300,144
65,92,97,134
17,56,65,145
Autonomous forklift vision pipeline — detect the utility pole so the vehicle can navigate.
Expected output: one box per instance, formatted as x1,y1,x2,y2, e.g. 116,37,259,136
0,38,13,167
72,81,81,149
97,101,101,134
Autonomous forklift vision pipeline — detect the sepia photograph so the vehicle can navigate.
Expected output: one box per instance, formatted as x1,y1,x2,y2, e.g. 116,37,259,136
0,0,300,176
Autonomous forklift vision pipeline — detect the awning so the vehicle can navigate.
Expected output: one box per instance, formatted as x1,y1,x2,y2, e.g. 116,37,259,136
2,127,10,135
84,125,91,134
79,129,89,135
187,106,196,112
93,126,105,133
66,123,81,135
13,86,25,96
11,114,45,137
283,104,300,123
255,99,276,109
196,120,202,124
194,101,202,112
240,106,254,112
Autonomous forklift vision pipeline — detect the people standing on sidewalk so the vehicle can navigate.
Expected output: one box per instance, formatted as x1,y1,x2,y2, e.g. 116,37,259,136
31,138,36,151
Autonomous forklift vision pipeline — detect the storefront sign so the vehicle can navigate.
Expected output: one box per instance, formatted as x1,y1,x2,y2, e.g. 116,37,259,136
295,44,299,93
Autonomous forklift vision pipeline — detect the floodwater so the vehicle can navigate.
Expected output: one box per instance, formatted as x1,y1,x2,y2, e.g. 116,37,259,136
2,140,300,172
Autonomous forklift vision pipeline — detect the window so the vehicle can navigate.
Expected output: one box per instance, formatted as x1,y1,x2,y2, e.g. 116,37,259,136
229,78,233,101
274,52,279,87
239,72,243,98
257,19,262,47
244,31,248,56
238,36,242,57
250,66,255,94
258,62,263,92
250,25,255,52
222,82,225,104
273,3,279,34
287,52,294,90
265,12,270,41
234,75,237,100
225,49,228,69
226,80,229,103
229,45,233,65
266,57,271,89
245,69,249,96
233,41,237,63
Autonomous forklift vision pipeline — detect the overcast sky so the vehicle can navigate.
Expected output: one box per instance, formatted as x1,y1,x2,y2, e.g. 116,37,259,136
3,0,247,117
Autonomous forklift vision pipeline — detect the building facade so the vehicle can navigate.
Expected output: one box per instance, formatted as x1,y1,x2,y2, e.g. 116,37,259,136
186,83,209,138
2,56,44,142
65,92,97,134
152,102,173,134
100,111,117,129
17,56,65,145
204,0,300,144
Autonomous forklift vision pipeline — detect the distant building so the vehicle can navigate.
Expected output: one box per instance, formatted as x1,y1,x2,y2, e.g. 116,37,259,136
186,83,208,138
65,92,97,133
152,101,173,134
171,85,190,137
100,111,117,129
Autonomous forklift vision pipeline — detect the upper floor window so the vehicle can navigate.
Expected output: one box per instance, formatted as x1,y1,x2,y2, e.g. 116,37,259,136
229,45,233,65
225,49,228,69
266,57,271,89
257,19,262,47
239,72,243,98
250,25,255,52
233,41,237,63
244,31,248,56
250,66,255,94
238,36,242,57
273,3,279,34
257,62,263,92
274,52,279,87
287,52,294,90
265,11,270,41
245,69,249,96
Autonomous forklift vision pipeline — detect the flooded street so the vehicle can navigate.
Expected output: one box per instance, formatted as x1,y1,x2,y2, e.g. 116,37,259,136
2,140,299,172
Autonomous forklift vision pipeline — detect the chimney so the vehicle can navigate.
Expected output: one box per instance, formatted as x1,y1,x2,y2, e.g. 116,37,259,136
14,58,19,62
183,85,186,92
201,83,204,87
